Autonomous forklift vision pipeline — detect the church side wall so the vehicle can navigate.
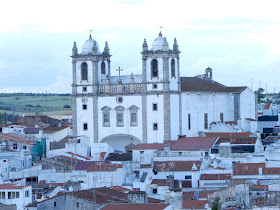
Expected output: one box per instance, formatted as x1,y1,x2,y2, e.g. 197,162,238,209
97,95,143,143
146,94,165,143
170,94,180,140
239,88,256,126
181,92,235,137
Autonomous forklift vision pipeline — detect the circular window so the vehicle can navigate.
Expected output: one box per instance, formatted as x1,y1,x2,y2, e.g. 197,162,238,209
116,97,123,104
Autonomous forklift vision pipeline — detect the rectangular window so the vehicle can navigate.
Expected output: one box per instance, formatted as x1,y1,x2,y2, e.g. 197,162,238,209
140,151,144,154
188,114,191,130
1,192,5,199
153,103,158,111
12,192,15,199
8,192,11,199
153,189,158,194
16,192,19,198
82,104,87,110
153,84,157,89
185,175,192,179
54,202,56,207
103,113,110,127
204,113,208,129
13,143,17,150
82,87,87,92
83,123,88,131
25,190,29,197
77,202,79,208
153,123,158,130
117,113,124,127
179,152,182,156
23,146,27,149
220,112,224,122
130,113,137,126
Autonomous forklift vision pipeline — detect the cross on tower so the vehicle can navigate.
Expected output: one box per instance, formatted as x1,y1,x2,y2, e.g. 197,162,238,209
116,67,123,83
89,29,92,38
158,25,163,36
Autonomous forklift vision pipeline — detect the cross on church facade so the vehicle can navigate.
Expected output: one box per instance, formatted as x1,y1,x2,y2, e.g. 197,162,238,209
116,67,123,83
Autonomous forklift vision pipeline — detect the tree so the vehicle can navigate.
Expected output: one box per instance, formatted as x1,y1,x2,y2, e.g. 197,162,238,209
255,88,265,102
212,197,220,210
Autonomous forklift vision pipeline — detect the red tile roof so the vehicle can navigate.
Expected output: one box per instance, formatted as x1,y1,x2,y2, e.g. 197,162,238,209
99,152,106,160
182,200,209,209
55,155,81,162
0,183,30,189
153,161,201,172
148,197,165,203
0,133,33,145
200,174,231,180
101,204,170,210
233,163,280,175
264,103,272,109
66,152,90,160
224,121,238,125
251,185,268,190
182,181,192,188
133,143,164,150
75,161,111,170
183,191,195,200
111,186,131,192
246,118,257,121
172,137,217,150
265,136,280,140
198,191,216,198
151,179,167,186
203,132,252,138
216,137,257,145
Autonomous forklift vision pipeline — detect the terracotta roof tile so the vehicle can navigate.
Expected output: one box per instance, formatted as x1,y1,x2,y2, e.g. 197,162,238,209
198,191,216,198
66,152,90,160
182,181,192,188
180,77,246,93
111,186,131,192
87,164,122,172
99,152,106,160
75,161,111,170
182,200,209,209
171,137,217,150
233,163,265,175
251,185,268,190
151,179,167,186
148,197,165,203
153,161,201,172
183,191,195,200
0,183,31,189
246,118,257,121
133,143,164,150
0,133,33,145
101,204,170,210
216,137,257,145
203,132,252,138
264,103,272,109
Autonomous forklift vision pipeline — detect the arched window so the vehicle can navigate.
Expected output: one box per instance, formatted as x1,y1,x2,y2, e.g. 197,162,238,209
151,59,158,77
101,61,106,75
81,62,88,81
171,59,175,78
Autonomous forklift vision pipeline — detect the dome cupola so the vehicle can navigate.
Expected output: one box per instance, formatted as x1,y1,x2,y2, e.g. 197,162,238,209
81,35,101,55
151,32,169,51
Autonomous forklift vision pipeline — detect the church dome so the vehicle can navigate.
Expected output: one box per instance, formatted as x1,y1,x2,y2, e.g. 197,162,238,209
81,35,100,55
151,32,169,51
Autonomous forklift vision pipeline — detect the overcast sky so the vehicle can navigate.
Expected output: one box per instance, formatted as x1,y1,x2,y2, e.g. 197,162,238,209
0,0,279,93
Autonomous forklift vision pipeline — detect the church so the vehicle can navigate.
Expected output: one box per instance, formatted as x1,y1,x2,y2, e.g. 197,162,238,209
71,32,257,152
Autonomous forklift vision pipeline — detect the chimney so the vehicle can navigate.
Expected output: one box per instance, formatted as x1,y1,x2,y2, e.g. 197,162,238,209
127,191,147,204
165,189,183,209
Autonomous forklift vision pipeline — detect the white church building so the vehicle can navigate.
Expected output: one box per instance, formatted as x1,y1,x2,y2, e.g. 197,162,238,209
71,32,257,152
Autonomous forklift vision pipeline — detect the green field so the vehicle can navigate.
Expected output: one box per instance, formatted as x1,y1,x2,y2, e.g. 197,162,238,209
0,94,72,117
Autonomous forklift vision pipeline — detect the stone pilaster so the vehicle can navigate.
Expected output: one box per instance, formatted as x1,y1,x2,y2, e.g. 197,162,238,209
142,95,147,143
93,96,98,143
142,57,147,91
164,93,171,140
162,57,170,91
179,93,182,135
72,60,78,136
234,94,240,121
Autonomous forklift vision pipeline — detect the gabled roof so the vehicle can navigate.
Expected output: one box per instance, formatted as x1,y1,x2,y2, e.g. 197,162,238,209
232,163,280,175
198,191,216,199
75,161,111,170
183,191,195,200
153,161,201,172
111,186,131,192
180,77,247,93
133,143,164,150
171,137,218,150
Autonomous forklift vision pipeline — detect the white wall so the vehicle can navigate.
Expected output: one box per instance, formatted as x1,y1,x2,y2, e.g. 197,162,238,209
170,94,180,140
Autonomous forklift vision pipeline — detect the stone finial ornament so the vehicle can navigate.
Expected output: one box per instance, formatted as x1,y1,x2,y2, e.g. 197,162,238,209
173,38,179,51
72,42,78,56
104,41,110,55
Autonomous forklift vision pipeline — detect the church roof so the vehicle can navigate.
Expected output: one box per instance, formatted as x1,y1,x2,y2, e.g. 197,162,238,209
107,75,142,84
180,77,247,93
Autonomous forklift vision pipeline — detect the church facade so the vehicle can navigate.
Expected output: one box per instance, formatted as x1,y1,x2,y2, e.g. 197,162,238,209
71,32,257,151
